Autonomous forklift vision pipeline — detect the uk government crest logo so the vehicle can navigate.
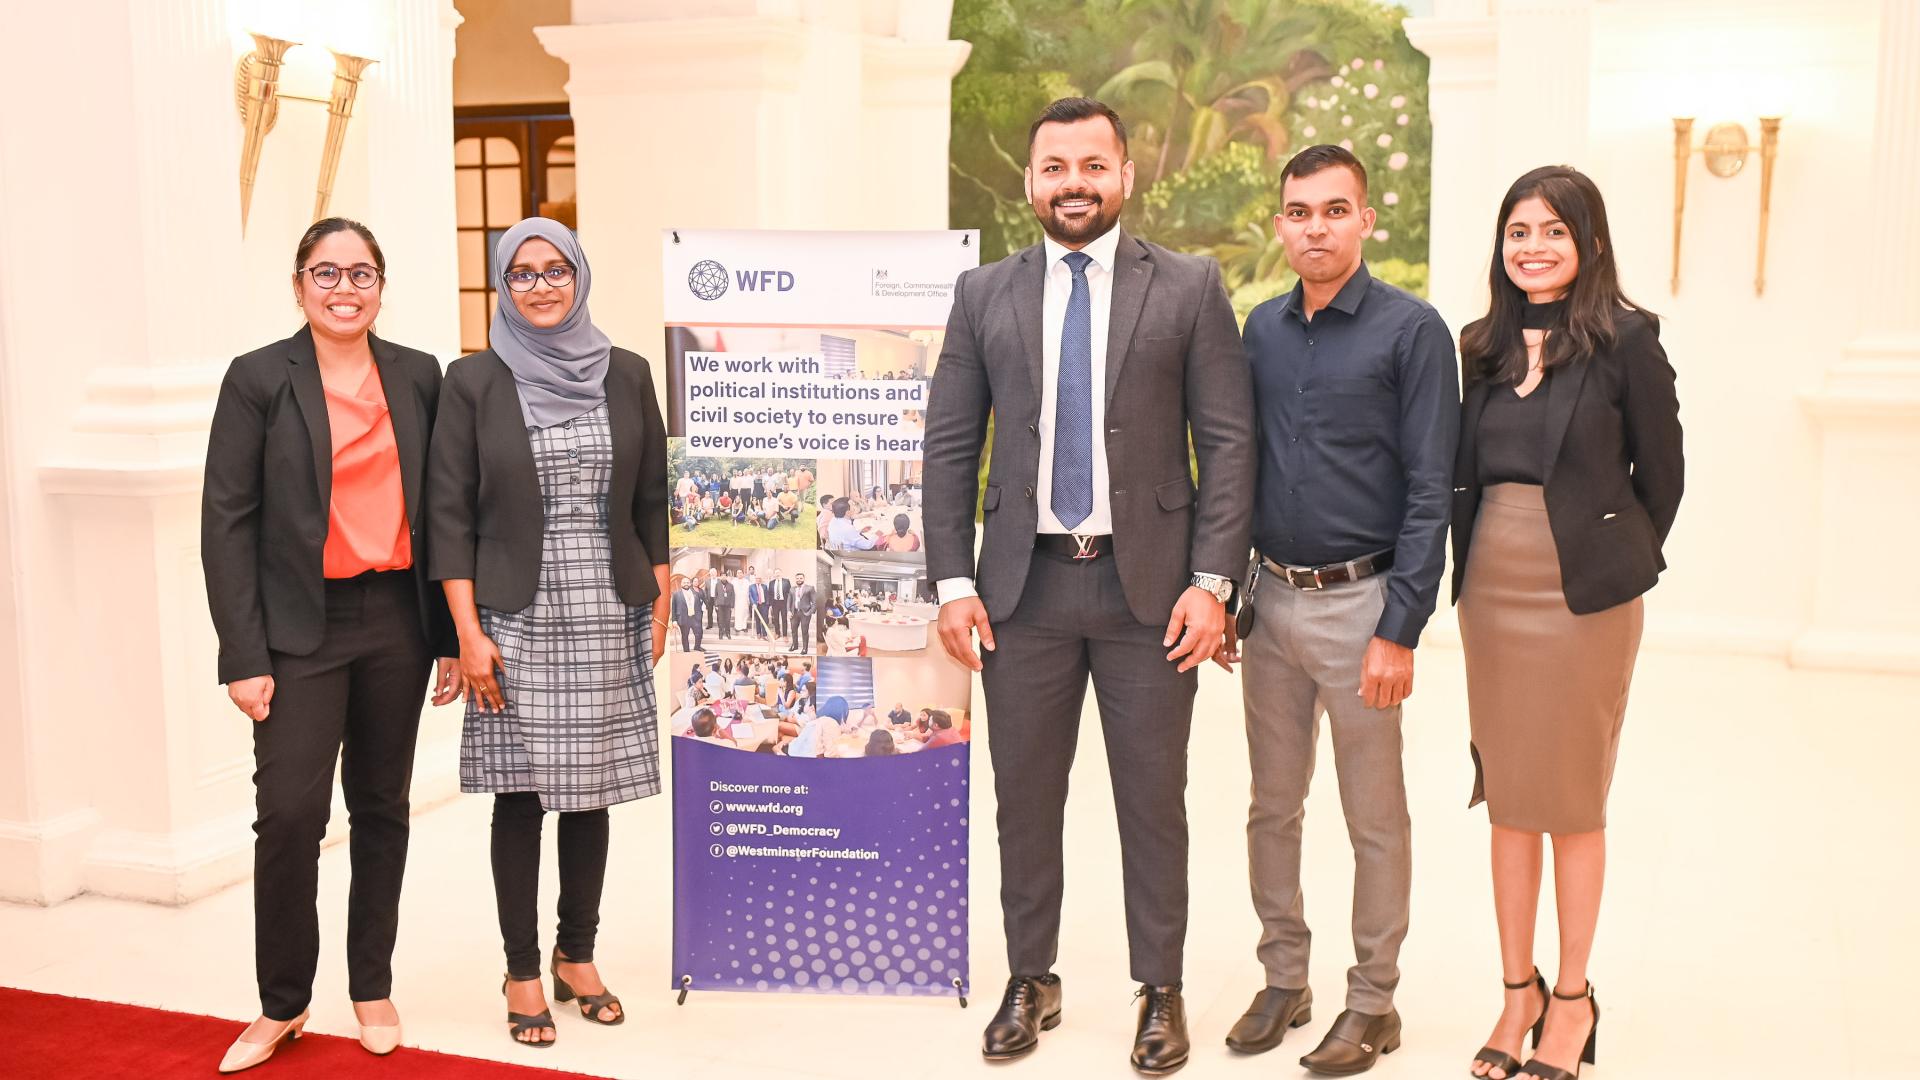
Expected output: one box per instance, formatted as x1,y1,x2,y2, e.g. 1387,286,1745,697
687,259,729,301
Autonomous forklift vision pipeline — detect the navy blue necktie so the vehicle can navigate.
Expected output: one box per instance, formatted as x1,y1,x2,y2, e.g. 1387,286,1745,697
1052,250,1094,530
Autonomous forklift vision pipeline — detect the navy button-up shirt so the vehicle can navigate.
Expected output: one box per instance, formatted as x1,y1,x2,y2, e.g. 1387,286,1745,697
1243,262,1460,647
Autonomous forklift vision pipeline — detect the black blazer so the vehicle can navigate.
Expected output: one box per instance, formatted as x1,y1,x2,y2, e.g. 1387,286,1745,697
201,327,457,684
427,348,670,613
1449,309,1684,614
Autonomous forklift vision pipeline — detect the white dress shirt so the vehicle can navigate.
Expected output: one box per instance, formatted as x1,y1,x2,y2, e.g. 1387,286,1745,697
938,226,1119,605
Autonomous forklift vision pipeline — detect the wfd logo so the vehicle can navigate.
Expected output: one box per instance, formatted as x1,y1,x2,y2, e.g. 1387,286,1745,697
687,259,729,301
687,260,797,301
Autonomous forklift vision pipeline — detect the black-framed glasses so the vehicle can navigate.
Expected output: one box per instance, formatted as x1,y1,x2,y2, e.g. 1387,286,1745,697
502,264,575,292
299,263,383,289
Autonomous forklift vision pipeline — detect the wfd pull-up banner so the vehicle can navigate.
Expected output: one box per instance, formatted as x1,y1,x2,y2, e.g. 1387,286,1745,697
661,229,978,999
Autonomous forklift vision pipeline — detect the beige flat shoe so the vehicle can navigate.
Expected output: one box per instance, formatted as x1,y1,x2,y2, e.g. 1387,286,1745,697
217,1011,308,1073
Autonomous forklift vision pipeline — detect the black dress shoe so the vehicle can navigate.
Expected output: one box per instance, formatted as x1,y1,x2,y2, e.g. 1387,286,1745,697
1225,985,1313,1053
982,974,1062,1061
1300,1007,1401,1076
1130,983,1190,1076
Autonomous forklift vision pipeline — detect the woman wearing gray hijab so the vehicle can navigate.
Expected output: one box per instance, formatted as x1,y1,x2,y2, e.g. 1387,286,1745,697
428,218,670,1048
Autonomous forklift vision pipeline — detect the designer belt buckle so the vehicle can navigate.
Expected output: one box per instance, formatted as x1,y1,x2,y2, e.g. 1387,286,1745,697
1070,532,1100,560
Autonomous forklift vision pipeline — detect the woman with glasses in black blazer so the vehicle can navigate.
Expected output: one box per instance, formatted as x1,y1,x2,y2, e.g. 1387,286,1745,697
202,217,461,1073
429,217,670,1049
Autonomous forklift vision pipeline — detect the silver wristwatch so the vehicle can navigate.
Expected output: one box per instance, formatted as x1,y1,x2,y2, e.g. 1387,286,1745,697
1190,572,1233,604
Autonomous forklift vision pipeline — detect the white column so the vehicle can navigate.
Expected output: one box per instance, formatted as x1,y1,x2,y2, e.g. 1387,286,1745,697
1493,0,1593,176
1404,2,1499,647
536,0,969,368
1791,0,1920,673
1405,1,1501,337
0,0,465,905
1,0,248,905
361,1,464,363
860,35,974,231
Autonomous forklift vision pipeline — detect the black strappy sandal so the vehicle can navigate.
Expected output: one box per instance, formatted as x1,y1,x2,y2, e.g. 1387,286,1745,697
1520,982,1599,1080
501,975,557,1048
552,951,625,1026
1470,967,1548,1078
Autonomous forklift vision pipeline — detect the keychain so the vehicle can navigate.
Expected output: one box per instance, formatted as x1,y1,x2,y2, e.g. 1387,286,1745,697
1236,555,1262,638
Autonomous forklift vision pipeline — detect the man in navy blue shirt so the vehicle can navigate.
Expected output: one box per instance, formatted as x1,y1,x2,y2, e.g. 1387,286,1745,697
1223,145,1458,1076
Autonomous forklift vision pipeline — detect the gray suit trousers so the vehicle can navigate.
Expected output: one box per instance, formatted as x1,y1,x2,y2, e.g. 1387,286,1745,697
981,550,1197,986
1241,574,1411,1013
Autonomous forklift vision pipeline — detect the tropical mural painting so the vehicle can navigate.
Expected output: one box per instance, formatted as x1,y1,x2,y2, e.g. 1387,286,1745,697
949,0,1432,319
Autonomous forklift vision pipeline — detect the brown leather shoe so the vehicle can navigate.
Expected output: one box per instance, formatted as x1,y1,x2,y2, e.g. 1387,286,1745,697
1299,1007,1401,1075
981,974,1062,1061
1130,983,1190,1075
1225,985,1313,1053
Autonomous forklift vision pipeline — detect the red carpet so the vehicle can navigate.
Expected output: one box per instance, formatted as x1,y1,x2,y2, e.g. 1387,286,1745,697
0,987,617,1079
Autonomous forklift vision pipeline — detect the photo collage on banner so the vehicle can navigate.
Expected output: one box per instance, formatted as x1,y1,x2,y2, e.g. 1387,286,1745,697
662,230,979,999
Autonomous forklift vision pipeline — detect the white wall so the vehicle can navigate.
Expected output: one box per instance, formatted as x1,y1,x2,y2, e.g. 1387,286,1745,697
1589,0,1877,654
1413,0,1909,665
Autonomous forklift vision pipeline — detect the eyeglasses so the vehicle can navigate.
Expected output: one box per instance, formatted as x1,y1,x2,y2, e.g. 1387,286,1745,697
299,263,383,289
502,265,576,292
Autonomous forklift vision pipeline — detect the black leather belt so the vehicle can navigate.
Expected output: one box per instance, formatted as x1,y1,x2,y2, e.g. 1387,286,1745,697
1035,533,1111,560
1261,549,1393,590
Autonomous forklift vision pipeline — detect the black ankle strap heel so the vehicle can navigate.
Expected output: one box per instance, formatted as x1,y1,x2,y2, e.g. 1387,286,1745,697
1520,983,1598,1080
1469,967,1547,1077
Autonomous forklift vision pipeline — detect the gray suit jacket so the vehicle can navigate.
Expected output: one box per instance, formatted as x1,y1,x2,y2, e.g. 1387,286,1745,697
923,229,1255,625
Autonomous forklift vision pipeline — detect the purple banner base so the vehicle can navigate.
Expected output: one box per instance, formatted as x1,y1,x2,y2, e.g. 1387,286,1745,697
671,738,970,997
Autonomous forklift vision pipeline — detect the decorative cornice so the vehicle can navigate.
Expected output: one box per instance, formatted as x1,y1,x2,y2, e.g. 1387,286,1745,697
1800,344,1920,423
536,17,811,97
861,37,973,108
1403,16,1498,60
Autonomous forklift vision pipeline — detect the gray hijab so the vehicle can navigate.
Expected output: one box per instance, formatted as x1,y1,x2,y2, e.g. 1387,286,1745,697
490,217,611,428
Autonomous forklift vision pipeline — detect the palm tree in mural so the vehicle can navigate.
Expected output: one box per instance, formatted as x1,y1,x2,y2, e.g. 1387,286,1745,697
1097,0,1383,178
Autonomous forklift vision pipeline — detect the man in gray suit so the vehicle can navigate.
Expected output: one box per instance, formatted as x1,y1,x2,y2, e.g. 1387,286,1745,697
769,572,792,639
713,572,735,640
789,572,815,653
924,97,1255,1076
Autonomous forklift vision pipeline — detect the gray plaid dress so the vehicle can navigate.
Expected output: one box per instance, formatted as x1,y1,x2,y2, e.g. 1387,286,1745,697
461,402,660,811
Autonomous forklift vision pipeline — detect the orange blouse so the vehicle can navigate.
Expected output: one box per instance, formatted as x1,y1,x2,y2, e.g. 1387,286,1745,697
321,364,412,578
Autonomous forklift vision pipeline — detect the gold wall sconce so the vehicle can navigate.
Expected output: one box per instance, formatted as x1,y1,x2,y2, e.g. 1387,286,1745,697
1670,116,1781,296
234,33,378,233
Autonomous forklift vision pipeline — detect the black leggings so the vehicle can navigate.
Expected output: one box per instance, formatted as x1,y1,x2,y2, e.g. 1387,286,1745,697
490,792,610,980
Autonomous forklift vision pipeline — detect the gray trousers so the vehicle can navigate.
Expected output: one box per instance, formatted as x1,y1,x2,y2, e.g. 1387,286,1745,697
980,550,1197,986
1241,573,1410,1013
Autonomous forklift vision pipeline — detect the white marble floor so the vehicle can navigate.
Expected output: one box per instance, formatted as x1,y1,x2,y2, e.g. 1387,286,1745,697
4,641,1916,1079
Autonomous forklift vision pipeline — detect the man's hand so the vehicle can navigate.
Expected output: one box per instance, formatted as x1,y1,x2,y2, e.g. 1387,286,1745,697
1358,636,1414,709
937,597,995,672
1164,587,1226,673
1213,615,1241,672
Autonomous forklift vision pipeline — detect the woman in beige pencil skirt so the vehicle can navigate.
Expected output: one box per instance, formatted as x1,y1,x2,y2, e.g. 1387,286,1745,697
1450,166,1683,1080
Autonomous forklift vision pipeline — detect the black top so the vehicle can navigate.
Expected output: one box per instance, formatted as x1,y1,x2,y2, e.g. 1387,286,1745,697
427,347,671,614
1243,262,1462,647
1449,307,1684,615
1474,373,1550,485
202,326,456,683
